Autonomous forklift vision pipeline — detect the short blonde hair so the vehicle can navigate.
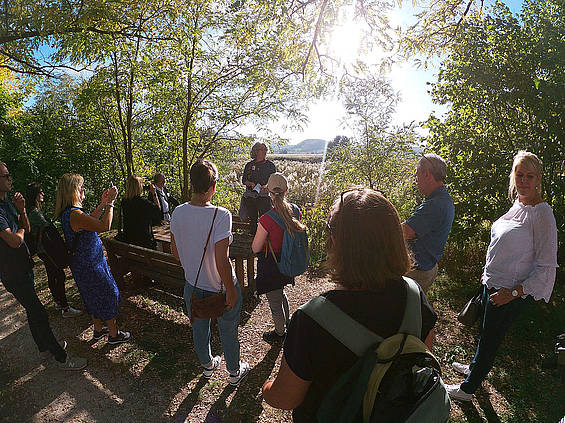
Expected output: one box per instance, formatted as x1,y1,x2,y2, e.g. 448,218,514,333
250,141,268,159
508,151,543,201
125,175,143,200
55,173,83,217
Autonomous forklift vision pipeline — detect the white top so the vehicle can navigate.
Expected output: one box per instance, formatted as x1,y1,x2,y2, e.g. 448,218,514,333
483,201,558,302
170,203,236,292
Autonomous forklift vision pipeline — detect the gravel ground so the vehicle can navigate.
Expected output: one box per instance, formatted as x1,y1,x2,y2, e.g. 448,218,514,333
0,262,334,423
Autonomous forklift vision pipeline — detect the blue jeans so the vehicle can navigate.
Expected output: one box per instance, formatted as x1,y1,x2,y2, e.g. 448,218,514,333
184,281,242,374
1,270,67,362
461,285,528,393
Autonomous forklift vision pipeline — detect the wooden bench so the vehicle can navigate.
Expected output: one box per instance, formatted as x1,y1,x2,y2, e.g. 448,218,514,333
102,236,185,291
103,226,256,293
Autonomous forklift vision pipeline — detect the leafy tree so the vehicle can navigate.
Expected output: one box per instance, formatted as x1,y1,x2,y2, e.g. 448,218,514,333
327,72,419,217
426,0,565,248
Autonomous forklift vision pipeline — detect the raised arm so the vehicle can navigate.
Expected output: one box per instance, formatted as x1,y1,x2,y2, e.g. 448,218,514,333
0,193,30,248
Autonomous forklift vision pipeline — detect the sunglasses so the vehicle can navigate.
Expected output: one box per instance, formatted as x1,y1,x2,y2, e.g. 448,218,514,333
326,187,386,234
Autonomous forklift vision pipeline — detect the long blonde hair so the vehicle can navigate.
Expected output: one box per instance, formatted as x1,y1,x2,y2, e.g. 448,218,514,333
270,192,306,236
508,151,543,202
125,175,143,200
55,173,83,217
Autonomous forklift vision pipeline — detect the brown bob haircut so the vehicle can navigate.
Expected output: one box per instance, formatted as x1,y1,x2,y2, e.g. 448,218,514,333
326,188,412,290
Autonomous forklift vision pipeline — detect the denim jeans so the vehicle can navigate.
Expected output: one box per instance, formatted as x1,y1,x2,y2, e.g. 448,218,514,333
461,285,528,394
184,281,242,374
1,269,67,362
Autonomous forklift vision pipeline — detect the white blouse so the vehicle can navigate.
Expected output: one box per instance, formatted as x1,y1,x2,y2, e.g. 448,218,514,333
482,201,558,302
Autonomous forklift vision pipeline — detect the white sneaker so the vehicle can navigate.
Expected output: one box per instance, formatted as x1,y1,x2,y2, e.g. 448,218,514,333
446,384,473,402
56,354,87,371
228,361,250,386
452,361,470,377
62,306,83,318
202,356,222,378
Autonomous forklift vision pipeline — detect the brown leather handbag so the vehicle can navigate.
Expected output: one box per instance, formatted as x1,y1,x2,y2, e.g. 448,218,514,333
189,207,226,323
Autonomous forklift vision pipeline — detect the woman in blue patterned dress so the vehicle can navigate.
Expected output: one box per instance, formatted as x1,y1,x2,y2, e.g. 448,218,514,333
55,174,131,345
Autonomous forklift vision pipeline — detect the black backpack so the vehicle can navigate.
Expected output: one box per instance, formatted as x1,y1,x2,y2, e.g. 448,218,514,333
299,277,451,423
39,221,80,269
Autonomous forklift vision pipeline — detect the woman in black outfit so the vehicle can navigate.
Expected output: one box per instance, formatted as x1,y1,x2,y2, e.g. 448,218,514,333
262,188,437,421
121,175,161,249
25,182,82,318
241,142,276,233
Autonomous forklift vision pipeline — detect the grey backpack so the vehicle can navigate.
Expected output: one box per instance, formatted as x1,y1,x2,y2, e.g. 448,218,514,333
299,277,451,423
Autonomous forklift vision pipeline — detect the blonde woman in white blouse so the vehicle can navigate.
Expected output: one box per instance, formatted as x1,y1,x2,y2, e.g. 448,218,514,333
447,151,558,402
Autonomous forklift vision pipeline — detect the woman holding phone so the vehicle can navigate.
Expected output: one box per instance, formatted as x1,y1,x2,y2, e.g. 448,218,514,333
56,175,131,345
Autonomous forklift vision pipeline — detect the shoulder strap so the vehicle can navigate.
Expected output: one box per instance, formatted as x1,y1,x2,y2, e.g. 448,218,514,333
299,296,383,357
398,277,422,338
265,209,285,230
291,204,300,220
193,207,219,291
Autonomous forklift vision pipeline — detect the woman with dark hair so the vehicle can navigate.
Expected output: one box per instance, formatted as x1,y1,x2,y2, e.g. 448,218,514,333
262,188,437,421
56,174,130,345
170,159,250,386
240,141,276,233
121,175,161,249
25,182,82,318
446,151,558,402
252,173,306,342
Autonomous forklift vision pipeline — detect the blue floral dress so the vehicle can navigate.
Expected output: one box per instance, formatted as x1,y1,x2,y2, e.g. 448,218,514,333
61,207,121,320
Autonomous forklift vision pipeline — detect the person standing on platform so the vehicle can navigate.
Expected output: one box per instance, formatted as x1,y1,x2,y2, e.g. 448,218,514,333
240,142,276,233
402,154,454,292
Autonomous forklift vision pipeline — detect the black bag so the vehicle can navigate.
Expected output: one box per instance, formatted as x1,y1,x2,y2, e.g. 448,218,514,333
457,286,483,327
39,222,80,269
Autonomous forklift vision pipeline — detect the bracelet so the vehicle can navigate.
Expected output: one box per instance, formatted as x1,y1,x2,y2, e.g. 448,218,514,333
105,203,115,208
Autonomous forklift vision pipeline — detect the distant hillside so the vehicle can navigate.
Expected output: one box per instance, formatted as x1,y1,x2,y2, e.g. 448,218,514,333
274,138,327,154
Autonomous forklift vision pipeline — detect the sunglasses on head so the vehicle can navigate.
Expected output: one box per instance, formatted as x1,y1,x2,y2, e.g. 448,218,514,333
326,187,386,234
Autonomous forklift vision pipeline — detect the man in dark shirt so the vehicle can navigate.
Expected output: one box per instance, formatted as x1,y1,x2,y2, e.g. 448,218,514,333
0,161,86,370
240,142,276,233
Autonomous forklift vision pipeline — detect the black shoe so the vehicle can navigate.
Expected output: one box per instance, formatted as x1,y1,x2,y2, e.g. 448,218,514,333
542,355,558,370
92,326,110,340
262,330,285,343
108,330,131,345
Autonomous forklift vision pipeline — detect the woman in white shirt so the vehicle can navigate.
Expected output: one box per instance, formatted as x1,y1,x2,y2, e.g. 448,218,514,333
447,151,558,401
170,159,250,386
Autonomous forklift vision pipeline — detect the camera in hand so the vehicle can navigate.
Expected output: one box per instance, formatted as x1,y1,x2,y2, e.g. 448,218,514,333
143,184,151,191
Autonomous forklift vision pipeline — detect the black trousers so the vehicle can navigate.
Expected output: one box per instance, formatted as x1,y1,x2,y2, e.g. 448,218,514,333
38,253,68,309
245,196,272,233
1,269,67,362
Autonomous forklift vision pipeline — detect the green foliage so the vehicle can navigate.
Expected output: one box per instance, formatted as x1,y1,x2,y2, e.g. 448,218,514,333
426,0,565,254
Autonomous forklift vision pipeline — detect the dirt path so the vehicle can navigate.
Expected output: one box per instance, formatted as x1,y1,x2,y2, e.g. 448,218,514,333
0,264,334,423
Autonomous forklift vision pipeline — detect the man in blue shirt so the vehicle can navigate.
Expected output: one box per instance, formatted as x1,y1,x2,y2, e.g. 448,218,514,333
0,161,86,370
402,154,454,292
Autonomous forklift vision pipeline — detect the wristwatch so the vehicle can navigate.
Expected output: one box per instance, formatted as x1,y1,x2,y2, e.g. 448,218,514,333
511,289,519,297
